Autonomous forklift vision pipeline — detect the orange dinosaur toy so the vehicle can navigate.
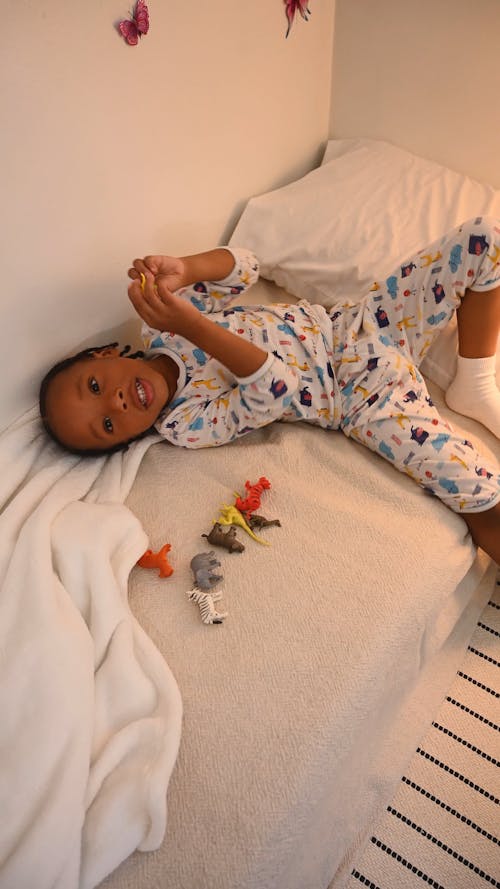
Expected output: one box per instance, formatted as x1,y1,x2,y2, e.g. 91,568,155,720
137,543,174,577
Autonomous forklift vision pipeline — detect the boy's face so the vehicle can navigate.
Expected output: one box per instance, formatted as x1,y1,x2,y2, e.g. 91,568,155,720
44,350,170,452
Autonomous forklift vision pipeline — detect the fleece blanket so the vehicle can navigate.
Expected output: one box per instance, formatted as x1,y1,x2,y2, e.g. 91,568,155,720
0,408,182,889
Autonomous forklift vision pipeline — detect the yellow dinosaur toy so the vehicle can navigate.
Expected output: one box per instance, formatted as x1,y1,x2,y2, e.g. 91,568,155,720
214,505,269,545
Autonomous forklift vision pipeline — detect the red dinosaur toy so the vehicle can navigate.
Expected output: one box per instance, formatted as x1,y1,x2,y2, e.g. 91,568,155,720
234,476,271,516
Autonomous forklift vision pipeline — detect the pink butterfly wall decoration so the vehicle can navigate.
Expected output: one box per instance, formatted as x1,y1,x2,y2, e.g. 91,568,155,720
284,0,311,38
118,0,150,45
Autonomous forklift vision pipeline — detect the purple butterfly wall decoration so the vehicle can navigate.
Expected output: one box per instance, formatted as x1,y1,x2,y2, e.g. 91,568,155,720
284,0,311,37
118,0,150,45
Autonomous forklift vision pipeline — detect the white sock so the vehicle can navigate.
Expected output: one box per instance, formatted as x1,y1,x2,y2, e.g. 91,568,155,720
445,354,500,438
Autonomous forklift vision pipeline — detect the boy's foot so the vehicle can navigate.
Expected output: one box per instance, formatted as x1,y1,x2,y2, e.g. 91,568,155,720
445,354,500,439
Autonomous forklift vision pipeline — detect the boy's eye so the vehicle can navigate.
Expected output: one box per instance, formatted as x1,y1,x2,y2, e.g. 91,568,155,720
103,417,113,434
89,376,100,394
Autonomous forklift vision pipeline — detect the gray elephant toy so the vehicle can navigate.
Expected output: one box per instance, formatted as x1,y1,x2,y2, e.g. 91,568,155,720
190,550,223,590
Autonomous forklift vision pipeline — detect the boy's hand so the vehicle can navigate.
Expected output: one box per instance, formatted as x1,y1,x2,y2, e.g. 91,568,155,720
128,255,186,294
128,271,200,336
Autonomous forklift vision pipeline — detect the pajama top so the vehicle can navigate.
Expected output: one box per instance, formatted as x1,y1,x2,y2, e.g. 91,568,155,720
141,247,344,448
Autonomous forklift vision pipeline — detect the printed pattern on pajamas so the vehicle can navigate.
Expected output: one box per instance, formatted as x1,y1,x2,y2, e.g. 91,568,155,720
331,217,500,514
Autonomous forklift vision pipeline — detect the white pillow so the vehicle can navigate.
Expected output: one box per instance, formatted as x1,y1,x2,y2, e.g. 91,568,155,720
229,138,500,389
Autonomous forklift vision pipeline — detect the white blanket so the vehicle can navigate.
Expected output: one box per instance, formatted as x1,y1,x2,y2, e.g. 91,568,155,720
0,408,182,889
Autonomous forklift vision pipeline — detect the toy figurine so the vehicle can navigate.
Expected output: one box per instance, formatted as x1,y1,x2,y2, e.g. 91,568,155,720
202,522,245,553
190,551,223,590
247,514,281,531
234,476,271,516
186,588,228,625
137,543,174,577
215,505,269,545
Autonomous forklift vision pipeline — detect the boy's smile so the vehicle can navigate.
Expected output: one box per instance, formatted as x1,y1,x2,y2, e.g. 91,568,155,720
44,350,177,452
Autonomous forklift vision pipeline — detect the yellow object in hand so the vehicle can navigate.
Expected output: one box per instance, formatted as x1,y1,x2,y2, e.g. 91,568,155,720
140,272,146,292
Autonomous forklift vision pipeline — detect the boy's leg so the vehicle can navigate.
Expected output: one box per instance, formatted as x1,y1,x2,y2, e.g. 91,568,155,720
339,358,500,562
463,503,500,565
358,217,500,438
445,282,500,436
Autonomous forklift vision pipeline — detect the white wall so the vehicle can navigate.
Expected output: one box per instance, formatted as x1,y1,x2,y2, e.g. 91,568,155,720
1,0,335,431
330,0,500,188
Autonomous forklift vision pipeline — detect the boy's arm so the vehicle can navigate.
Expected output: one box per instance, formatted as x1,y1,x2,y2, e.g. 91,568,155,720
129,247,259,315
129,248,236,292
129,271,267,377
177,312,268,378
177,248,236,288
160,356,299,449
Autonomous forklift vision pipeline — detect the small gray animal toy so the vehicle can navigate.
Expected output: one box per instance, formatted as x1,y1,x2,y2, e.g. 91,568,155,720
190,550,223,590
202,523,245,553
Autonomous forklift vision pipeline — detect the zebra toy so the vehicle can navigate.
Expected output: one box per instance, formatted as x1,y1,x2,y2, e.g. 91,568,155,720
186,588,228,625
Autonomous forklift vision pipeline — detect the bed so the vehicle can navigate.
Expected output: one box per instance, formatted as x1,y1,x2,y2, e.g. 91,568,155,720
1,139,499,889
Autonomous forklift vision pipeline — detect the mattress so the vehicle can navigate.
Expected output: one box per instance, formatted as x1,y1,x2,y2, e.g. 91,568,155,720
98,280,498,889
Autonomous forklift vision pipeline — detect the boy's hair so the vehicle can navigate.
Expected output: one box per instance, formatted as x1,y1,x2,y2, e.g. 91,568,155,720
39,342,157,458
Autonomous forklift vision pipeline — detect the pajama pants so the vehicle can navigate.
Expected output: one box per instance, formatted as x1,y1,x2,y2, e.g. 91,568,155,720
330,217,500,514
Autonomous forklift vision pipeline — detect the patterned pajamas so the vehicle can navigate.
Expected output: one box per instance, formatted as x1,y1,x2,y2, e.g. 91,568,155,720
332,217,500,513
143,220,500,515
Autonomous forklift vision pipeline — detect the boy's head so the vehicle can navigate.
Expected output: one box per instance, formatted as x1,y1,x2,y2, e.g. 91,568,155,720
40,344,170,456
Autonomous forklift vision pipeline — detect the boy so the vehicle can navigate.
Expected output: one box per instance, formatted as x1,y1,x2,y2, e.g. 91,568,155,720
40,218,500,563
